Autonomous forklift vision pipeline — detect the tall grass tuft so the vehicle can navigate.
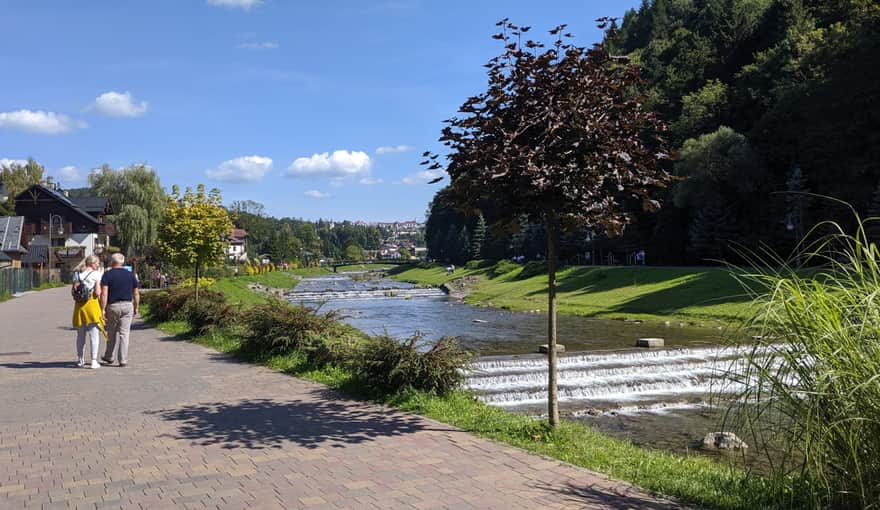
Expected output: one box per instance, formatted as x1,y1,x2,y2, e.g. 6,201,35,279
728,209,880,509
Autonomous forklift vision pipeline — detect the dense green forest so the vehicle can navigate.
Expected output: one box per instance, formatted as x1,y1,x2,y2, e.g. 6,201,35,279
227,200,383,263
426,0,880,265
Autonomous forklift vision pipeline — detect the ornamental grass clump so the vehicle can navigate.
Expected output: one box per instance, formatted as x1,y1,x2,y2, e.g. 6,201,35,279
729,212,880,509
351,334,473,396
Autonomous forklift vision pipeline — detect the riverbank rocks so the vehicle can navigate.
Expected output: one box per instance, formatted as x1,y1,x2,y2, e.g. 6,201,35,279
247,283,288,298
537,344,565,354
702,432,748,450
440,276,481,300
635,338,664,348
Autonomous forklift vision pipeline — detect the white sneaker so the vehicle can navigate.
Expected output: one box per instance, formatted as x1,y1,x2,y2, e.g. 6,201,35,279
76,358,85,368
90,360,101,369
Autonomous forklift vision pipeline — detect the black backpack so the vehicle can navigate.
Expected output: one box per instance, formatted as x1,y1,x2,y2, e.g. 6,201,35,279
72,271,94,303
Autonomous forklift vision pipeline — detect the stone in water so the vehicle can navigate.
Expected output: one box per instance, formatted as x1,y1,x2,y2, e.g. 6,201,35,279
635,338,664,348
537,344,565,354
702,432,748,450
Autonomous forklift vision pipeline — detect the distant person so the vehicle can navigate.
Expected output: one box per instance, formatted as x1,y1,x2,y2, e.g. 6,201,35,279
71,255,103,369
100,253,140,367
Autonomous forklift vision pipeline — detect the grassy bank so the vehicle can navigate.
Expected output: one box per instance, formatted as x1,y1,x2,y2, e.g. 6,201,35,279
143,299,800,510
389,262,752,323
210,271,300,305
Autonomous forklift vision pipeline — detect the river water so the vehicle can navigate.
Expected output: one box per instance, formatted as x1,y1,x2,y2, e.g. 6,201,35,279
290,272,752,459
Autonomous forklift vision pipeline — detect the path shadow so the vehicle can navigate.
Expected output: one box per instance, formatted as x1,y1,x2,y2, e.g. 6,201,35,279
0,361,77,369
149,390,432,450
531,480,685,509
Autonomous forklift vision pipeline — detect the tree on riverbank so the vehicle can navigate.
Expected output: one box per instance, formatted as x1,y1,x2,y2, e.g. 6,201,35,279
157,185,232,301
429,20,671,427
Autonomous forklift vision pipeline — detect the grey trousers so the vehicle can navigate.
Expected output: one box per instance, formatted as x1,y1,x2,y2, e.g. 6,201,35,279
104,302,134,364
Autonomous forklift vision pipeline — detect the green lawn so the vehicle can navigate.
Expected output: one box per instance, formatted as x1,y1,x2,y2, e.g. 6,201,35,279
210,271,300,306
389,262,755,324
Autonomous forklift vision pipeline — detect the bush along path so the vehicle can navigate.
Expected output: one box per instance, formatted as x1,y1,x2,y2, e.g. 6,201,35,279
142,286,809,510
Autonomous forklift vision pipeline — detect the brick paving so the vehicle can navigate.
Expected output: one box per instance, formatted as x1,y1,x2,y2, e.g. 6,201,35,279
0,288,685,509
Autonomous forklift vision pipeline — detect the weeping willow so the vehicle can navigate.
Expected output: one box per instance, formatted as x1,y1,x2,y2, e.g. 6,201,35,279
90,164,167,256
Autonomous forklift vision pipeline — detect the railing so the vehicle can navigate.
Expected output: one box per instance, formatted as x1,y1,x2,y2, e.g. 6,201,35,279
0,268,51,297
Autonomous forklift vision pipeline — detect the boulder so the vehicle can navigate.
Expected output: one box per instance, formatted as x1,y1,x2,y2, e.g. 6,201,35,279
702,432,748,450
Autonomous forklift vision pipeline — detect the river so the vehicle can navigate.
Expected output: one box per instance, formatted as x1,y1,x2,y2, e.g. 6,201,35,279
290,271,752,460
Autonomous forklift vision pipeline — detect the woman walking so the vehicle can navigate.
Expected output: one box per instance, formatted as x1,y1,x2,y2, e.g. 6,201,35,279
72,255,104,369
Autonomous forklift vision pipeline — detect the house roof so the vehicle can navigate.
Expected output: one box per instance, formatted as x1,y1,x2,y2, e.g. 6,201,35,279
231,228,248,239
15,184,104,226
21,244,48,265
0,216,26,255
69,196,111,215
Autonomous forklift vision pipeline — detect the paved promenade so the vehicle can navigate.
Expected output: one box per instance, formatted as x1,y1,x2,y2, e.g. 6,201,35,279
0,288,684,509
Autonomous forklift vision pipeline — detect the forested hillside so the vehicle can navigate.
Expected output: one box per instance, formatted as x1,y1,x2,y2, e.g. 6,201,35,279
427,0,880,265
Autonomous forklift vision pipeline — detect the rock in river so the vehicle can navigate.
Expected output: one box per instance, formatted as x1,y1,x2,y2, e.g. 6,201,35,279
702,432,748,450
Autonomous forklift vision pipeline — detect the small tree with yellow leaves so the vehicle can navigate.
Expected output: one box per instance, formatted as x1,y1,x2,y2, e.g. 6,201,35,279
157,185,232,301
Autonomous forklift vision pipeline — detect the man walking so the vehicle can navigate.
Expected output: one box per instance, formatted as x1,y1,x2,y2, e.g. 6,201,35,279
100,253,140,366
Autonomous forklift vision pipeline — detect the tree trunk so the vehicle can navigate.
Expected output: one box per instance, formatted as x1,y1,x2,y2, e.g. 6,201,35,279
546,211,560,429
194,260,200,303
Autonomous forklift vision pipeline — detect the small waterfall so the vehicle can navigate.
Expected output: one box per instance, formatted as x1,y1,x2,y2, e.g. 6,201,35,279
289,288,447,301
465,345,763,410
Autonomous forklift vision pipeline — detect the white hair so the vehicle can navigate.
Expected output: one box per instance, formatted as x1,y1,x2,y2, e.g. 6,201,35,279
111,253,125,266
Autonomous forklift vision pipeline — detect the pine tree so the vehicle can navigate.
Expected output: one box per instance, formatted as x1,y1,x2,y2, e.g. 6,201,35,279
456,226,470,264
470,213,487,260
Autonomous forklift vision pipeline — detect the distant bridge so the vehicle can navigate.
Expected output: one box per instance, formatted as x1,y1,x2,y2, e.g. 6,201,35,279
329,259,411,272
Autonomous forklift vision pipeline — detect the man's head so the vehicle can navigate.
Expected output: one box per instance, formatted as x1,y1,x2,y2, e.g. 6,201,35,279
110,252,125,268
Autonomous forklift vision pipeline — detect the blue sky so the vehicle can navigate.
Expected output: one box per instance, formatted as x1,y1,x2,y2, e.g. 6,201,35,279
0,0,637,222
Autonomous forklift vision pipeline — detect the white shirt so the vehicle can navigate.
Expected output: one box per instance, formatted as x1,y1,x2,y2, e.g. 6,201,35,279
76,269,103,294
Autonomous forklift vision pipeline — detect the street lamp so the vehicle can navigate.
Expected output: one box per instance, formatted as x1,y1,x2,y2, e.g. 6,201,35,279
47,213,64,274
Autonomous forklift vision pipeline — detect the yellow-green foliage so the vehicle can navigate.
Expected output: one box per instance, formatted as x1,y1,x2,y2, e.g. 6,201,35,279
179,276,215,288
156,184,232,294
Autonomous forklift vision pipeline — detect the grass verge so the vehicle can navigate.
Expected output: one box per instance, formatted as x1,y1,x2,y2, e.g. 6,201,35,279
144,309,797,510
209,272,300,306
389,262,753,324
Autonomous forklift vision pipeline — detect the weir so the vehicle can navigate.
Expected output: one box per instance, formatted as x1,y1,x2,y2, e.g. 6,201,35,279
465,345,766,411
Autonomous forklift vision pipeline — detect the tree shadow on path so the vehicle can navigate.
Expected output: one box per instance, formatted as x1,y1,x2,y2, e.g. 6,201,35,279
149,389,440,450
530,480,686,509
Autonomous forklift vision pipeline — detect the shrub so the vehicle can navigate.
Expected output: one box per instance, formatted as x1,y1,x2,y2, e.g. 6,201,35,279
202,265,234,279
182,292,236,333
517,261,547,279
142,288,194,322
490,260,520,277
179,276,216,288
350,335,472,396
728,213,880,509
238,301,339,357
465,259,496,270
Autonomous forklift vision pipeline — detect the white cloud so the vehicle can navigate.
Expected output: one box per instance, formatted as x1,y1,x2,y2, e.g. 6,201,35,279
207,0,262,10
304,190,330,199
286,150,372,179
0,158,28,168
0,109,85,134
359,177,384,185
238,41,279,50
206,155,273,182
57,166,82,183
90,91,148,117
375,144,414,155
402,169,444,185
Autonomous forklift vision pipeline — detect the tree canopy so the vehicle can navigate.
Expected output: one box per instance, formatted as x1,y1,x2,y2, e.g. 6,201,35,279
430,20,671,427
157,185,232,299
89,164,166,256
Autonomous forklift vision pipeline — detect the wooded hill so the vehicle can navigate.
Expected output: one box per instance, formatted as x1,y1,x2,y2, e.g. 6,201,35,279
426,0,880,265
